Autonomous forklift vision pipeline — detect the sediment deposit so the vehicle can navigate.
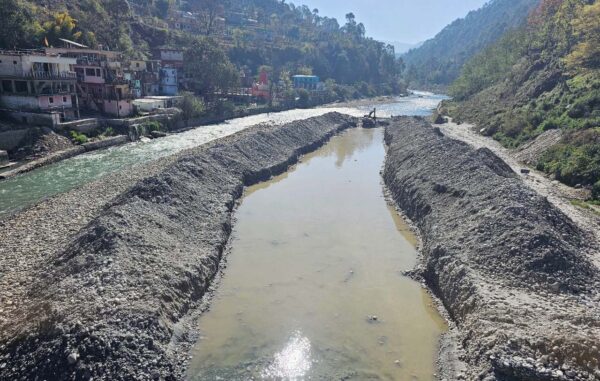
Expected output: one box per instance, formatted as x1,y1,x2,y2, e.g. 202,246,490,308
0,113,356,380
384,117,600,381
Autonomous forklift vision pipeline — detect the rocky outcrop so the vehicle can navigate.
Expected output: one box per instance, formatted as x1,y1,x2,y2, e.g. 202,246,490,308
0,112,356,380
384,117,600,381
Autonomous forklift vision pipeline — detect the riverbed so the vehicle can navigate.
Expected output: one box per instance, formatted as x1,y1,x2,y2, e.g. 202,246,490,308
0,92,445,217
186,127,447,380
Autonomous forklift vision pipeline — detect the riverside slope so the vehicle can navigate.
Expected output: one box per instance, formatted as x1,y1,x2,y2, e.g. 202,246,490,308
384,117,600,381
0,113,356,380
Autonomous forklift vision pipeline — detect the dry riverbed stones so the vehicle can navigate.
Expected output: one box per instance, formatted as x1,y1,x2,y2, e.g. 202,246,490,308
384,116,600,381
0,113,357,380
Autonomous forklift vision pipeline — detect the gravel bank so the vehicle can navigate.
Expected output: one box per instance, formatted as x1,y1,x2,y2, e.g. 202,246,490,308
384,117,600,381
0,113,356,380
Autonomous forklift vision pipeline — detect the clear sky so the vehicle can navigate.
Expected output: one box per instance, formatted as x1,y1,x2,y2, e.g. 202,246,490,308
301,0,490,44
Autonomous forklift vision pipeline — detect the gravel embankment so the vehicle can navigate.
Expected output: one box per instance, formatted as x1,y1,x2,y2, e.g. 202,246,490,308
384,117,600,381
0,112,356,380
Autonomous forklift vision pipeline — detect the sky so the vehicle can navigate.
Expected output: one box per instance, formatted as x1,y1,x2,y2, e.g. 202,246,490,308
302,0,490,45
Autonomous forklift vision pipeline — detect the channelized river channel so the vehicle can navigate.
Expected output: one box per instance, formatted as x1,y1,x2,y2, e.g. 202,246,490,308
0,92,445,216
186,127,447,380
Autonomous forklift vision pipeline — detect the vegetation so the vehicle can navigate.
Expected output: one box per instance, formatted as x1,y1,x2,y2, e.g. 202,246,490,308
180,92,206,121
142,120,163,132
402,0,539,88
0,0,405,101
69,130,88,145
446,0,600,198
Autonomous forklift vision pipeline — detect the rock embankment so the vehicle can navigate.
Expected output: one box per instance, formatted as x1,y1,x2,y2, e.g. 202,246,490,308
0,112,356,380
384,117,600,381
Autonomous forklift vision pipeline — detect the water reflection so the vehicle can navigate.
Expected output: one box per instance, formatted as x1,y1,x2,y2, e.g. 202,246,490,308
262,332,312,380
187,128,447,381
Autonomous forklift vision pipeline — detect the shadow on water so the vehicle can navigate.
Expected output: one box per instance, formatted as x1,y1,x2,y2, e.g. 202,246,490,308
186,127,447,381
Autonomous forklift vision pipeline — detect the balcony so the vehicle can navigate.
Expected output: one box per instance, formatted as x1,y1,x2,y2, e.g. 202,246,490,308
15,71,77,80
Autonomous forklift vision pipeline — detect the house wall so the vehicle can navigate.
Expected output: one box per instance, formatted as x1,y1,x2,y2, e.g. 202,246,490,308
76,66,105,84
1,95,39,110
132,100,163,112
159,50,184,61
38,95,73,109
103,99,133,117
0,54,76,76
159,68,178,96
2,94,72,111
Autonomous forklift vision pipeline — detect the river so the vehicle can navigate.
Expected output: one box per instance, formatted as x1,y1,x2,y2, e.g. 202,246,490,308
186,126,446,380
0,92,445,217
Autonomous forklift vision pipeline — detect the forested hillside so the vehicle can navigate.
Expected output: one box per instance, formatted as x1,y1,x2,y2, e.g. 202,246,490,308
0,0,405,98
444,0,600,199
402,0,539,88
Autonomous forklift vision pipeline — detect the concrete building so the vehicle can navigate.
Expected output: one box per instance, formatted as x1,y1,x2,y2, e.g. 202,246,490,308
133,96,182,112
159,68,178,96
292,75,321,90
48,45,134,117
0,49,79,123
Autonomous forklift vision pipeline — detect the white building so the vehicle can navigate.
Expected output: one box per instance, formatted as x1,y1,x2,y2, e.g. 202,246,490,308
0,49,79,123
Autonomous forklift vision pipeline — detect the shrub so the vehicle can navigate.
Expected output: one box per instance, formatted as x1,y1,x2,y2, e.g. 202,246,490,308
142,120,163,132
69,130,88,145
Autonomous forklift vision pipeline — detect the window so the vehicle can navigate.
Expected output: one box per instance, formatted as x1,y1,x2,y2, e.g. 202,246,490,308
136,62,140,68
63,96,67,102
14,81,27,93
1,80,11,92
85,68,95,76
96,68,101,77
49,97,54,104
13,61,17,65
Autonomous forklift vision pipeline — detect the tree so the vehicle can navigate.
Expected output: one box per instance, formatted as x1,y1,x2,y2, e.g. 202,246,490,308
565,1,600,70
191,0,224,36
0,0,43,48
184,38,240,99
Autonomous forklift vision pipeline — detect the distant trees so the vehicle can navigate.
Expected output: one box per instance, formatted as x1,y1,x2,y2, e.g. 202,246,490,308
448,0,600,196
0,0,42,48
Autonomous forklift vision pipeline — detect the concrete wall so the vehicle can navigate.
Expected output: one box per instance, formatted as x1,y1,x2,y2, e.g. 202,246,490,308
0,129,28,151
1,95,39,110
103,99,133,117
3,111,59,128
0,150,8,165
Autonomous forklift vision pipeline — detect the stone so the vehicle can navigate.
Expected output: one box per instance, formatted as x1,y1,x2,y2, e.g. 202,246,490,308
67,352,79,365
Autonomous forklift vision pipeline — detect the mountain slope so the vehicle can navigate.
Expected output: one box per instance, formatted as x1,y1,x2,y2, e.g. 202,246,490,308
0,0,404,94
443,0,600,199
402,0,540,88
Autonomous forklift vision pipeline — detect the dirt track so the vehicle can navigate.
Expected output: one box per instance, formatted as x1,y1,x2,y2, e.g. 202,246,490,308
384,117,600,381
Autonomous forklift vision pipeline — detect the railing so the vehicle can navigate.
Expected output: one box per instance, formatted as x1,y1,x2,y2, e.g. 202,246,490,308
0,70,78,80
29,71,77,80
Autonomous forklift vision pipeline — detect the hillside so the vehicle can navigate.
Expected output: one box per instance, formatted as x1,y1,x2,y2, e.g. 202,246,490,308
0,0,405,97
443,0,600,199
402,0,539,88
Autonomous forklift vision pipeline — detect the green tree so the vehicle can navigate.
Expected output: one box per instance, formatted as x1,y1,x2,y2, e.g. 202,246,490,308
184,38,240,99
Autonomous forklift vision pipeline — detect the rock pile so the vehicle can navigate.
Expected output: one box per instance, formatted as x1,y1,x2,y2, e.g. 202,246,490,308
0,113,356,380
384,117,600,381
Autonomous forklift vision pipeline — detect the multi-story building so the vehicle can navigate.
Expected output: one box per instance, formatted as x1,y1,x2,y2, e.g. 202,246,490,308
47,44,133,117
0,49,79,124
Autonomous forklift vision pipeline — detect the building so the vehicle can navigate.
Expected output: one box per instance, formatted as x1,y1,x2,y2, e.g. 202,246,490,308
292,75,321,90
47,43,134,117
154,48,184,69
159,68,178,96
0,49,79,124
251,70,270,100
133,95,183,112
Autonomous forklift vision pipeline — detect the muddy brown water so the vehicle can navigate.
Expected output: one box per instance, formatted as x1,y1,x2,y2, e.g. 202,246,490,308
186,127,447,380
